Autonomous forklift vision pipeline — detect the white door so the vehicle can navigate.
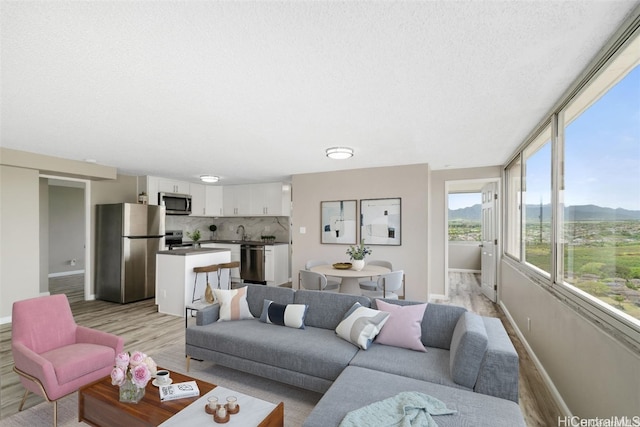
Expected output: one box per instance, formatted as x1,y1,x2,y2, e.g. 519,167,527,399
481,182,497,302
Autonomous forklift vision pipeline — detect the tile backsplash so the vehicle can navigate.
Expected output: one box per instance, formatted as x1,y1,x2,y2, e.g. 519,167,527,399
166,215,290,243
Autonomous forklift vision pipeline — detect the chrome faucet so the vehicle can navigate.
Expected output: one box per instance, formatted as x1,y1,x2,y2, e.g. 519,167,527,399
236,225,246,240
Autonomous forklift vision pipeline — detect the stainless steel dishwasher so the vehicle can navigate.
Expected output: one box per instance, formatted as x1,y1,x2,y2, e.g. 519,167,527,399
240,244,266,284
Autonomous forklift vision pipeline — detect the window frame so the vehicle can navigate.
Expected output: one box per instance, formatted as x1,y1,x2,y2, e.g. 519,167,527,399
502,18,640,351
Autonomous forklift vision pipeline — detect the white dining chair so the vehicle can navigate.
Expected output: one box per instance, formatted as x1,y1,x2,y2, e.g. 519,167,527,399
305,260,341,289
299,270,340,292
359,260,393,291
361,270,404,299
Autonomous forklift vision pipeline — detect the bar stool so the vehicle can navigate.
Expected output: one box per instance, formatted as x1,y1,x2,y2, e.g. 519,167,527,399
217,261,241,290
185,264,219,327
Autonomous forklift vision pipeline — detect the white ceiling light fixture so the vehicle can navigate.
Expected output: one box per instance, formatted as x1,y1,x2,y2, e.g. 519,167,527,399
325,147,354,160
200,175,219,183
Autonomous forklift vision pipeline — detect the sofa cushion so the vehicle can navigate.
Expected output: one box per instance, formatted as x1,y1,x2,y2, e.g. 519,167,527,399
41,343,116,385
213,288,254,321
303,366,526,427
450,312,488,389
335,302,389,350
373,299,467,350
242,284,295,318
294,290,370,330
186,319,358,381
259,299,308,329
374,299,427,352
348,344,467,391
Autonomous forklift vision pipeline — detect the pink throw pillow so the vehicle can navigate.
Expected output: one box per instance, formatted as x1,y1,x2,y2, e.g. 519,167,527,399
375,300,427,352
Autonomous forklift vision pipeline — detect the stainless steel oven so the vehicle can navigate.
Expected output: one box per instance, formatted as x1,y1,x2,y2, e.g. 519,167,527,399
240,244,266,284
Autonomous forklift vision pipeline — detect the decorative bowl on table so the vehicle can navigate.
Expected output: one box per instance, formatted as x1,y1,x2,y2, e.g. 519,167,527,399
332,262,352,270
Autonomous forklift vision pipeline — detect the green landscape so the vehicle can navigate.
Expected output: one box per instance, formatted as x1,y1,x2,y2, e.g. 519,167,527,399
449,206,640,321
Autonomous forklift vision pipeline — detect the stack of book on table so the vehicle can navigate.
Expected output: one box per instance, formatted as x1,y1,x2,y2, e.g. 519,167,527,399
159,381,200,401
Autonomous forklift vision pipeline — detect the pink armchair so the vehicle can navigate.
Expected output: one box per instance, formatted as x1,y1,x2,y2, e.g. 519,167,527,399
11,294,124,426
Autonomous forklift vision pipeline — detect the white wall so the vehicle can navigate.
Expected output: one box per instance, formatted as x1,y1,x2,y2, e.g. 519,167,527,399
0,166,41,321
291,164,430,302
448,243,481,270
48,185,85,274
501,260,640,417
0,149,118,321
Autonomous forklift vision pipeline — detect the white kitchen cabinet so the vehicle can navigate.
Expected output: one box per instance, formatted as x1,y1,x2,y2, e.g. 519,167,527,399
250,183,290,216
205,186,224,216
265,244,289,286
190,183,206,216
223,185,251,216
139,176,191,206
158,178,190,194
200,243,241,281
222,182,290,216
190,184,223,216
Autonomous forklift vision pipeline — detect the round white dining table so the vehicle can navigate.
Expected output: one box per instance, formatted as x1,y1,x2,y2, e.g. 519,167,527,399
309,264,391,295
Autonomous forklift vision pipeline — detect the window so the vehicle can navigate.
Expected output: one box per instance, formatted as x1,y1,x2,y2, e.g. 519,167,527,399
448,193,481,241
560,45,640,321
504,27,640,330
523,128,552,275
505,156,522,259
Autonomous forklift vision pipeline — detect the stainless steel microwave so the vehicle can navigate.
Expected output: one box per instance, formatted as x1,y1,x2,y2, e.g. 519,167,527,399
158,192,192,215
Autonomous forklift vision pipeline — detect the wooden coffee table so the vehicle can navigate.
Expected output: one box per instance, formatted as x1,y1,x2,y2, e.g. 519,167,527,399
79,368,284,427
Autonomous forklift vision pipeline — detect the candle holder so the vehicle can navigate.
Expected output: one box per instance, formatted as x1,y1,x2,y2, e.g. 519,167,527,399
225,396,240,414
213,404,230,423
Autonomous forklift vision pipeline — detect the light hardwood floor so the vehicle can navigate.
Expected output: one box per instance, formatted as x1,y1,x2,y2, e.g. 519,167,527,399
1,274,562,425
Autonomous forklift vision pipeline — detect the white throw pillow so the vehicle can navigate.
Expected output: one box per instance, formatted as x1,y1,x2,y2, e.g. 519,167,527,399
335,302,389,350
213,287,254,321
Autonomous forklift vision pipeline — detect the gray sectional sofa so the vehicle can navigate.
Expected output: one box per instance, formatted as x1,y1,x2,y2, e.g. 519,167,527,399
185,284,525,426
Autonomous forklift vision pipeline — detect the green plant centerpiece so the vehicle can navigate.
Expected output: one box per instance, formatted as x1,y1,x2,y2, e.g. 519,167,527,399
186,229,202,247
346,241,371,271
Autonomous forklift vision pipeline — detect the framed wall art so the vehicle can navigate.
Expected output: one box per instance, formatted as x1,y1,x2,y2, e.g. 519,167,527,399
360,198,401,245
321,200,357,244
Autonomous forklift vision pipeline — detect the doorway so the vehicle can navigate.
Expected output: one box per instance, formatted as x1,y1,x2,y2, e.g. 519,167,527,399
42,175,91,302
445,178,500,303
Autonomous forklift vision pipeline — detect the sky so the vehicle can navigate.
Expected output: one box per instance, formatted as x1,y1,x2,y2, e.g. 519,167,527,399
522,65,639,211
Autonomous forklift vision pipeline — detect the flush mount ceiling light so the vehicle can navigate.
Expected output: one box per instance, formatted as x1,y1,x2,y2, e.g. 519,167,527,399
325,147,354,160
200,175,219,183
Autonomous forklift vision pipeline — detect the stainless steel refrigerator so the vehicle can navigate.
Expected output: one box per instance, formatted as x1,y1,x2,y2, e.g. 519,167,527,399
95,203,165,303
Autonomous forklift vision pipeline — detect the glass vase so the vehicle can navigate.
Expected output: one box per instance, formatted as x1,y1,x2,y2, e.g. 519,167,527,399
119,378,145,403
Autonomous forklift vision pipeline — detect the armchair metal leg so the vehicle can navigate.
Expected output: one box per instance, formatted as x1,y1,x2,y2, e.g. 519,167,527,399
18,389,29,411
14,365,58,426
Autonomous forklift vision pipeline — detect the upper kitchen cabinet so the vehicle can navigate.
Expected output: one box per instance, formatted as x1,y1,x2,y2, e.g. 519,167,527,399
190,183,206,215
223,182,290,216
190,184,223,216
138,176,192,205
205,185,224,216
251,183,291,216
157,178,190,194
223,185,251,216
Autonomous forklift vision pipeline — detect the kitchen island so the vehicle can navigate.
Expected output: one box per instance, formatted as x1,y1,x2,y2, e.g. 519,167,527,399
156,248,231,317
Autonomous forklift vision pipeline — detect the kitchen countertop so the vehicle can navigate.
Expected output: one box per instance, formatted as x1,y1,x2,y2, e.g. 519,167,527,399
198,239,288,246
157,248,231,256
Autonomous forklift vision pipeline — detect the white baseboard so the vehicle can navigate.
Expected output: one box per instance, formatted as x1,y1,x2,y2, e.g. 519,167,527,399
428,294,448,302
448,268,481,273
499,301,573,417
0,316,11,325
49,270,85,278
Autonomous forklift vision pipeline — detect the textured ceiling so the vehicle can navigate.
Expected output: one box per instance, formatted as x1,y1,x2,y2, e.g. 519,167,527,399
1,1,638,185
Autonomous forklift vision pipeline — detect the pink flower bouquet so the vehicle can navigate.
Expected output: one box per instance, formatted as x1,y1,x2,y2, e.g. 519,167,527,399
110,350,157,389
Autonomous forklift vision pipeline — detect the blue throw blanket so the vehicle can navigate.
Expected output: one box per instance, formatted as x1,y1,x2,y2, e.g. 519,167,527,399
339,391,457,427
